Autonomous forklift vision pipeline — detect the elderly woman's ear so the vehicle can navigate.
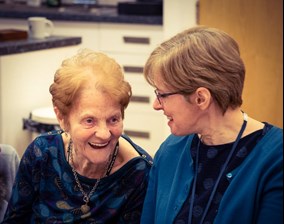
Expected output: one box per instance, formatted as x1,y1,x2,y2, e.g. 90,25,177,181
54,106,66,131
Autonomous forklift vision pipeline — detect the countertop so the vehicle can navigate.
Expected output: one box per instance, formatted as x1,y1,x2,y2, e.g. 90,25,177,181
0,35,82,55
0,2,163,25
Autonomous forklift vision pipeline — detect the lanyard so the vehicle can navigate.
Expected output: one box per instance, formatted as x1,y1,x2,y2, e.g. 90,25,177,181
188,112,248,224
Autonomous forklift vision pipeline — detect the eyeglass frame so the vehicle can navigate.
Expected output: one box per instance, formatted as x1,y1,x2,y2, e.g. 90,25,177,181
154,89,187,105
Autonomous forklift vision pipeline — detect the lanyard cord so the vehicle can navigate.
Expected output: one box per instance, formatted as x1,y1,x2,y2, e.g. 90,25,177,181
188,112,248,224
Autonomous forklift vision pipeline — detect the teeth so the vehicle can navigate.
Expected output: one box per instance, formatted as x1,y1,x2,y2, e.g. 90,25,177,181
89,142,108,147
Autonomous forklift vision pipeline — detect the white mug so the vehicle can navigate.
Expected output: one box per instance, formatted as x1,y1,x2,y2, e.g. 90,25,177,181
27,0,41,7
28,17,54,39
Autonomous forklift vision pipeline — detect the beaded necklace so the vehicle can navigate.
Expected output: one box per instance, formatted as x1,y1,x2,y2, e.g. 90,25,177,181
67,139,119,214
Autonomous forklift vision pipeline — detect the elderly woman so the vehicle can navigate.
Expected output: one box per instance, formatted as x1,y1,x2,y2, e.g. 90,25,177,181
3,49,153,223
140,26,283,224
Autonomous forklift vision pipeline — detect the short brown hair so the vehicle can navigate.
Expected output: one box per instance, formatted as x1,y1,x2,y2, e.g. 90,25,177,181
144,26,245,114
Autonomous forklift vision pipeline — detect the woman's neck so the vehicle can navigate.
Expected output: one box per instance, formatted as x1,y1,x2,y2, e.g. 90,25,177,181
71,153,109,179
62,133,111,179
199,109,248,145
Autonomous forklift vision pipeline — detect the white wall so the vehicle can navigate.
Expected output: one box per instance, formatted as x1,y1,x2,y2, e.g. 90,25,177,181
163,0,198,39
0,46,80,157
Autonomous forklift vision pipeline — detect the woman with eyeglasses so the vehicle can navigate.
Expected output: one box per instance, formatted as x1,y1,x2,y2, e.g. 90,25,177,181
140,26,283,224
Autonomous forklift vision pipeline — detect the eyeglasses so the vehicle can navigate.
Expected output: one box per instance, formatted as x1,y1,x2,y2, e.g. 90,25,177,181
154,89,184,105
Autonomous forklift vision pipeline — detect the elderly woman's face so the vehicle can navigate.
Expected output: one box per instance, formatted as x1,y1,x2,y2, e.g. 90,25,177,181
67,86,123,165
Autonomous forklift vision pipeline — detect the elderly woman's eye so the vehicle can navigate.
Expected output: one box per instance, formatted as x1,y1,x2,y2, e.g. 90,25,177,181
110,115,121,124
86,118,93,123
82,117,95,127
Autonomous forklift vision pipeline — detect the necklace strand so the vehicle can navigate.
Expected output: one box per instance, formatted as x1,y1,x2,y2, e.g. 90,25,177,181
68,139,119,214
188,112,248,224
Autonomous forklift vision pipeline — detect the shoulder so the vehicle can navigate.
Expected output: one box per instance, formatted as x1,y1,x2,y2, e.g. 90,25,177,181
24,130,63,160
259,125,282,152
155,134,194,158
163,134,194,146
0,144,20,185
0,144,19,162
33,130,62,145
248,125,283,167
120,134,153,164
149,134,195,172
109,135,153,175
266,125,283,138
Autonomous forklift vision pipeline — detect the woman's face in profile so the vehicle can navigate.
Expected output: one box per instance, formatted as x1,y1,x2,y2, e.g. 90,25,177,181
67,86,123,166
152,73,201,136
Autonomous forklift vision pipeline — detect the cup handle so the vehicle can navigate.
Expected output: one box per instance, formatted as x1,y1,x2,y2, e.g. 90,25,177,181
45,19,54,37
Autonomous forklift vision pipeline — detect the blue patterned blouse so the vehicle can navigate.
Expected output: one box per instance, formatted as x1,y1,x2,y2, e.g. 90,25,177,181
2,131,153,224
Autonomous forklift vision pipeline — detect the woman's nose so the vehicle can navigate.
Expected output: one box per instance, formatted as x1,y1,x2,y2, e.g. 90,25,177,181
94,124,111,139
153,98,163,110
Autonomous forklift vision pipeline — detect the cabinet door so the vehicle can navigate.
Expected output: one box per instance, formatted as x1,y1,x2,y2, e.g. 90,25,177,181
99,23,163,54
106,52,155,112
123,112,170,156
53,21,100,50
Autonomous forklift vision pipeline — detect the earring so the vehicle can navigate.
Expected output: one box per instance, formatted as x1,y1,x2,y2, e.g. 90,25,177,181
63,130,68,138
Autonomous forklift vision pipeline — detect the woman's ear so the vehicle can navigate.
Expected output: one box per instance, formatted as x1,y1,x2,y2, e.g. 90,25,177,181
195,87,211,109
54,106,65,131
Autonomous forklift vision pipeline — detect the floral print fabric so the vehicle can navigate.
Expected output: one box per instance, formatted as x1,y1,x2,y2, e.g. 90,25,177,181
3,131,152,224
